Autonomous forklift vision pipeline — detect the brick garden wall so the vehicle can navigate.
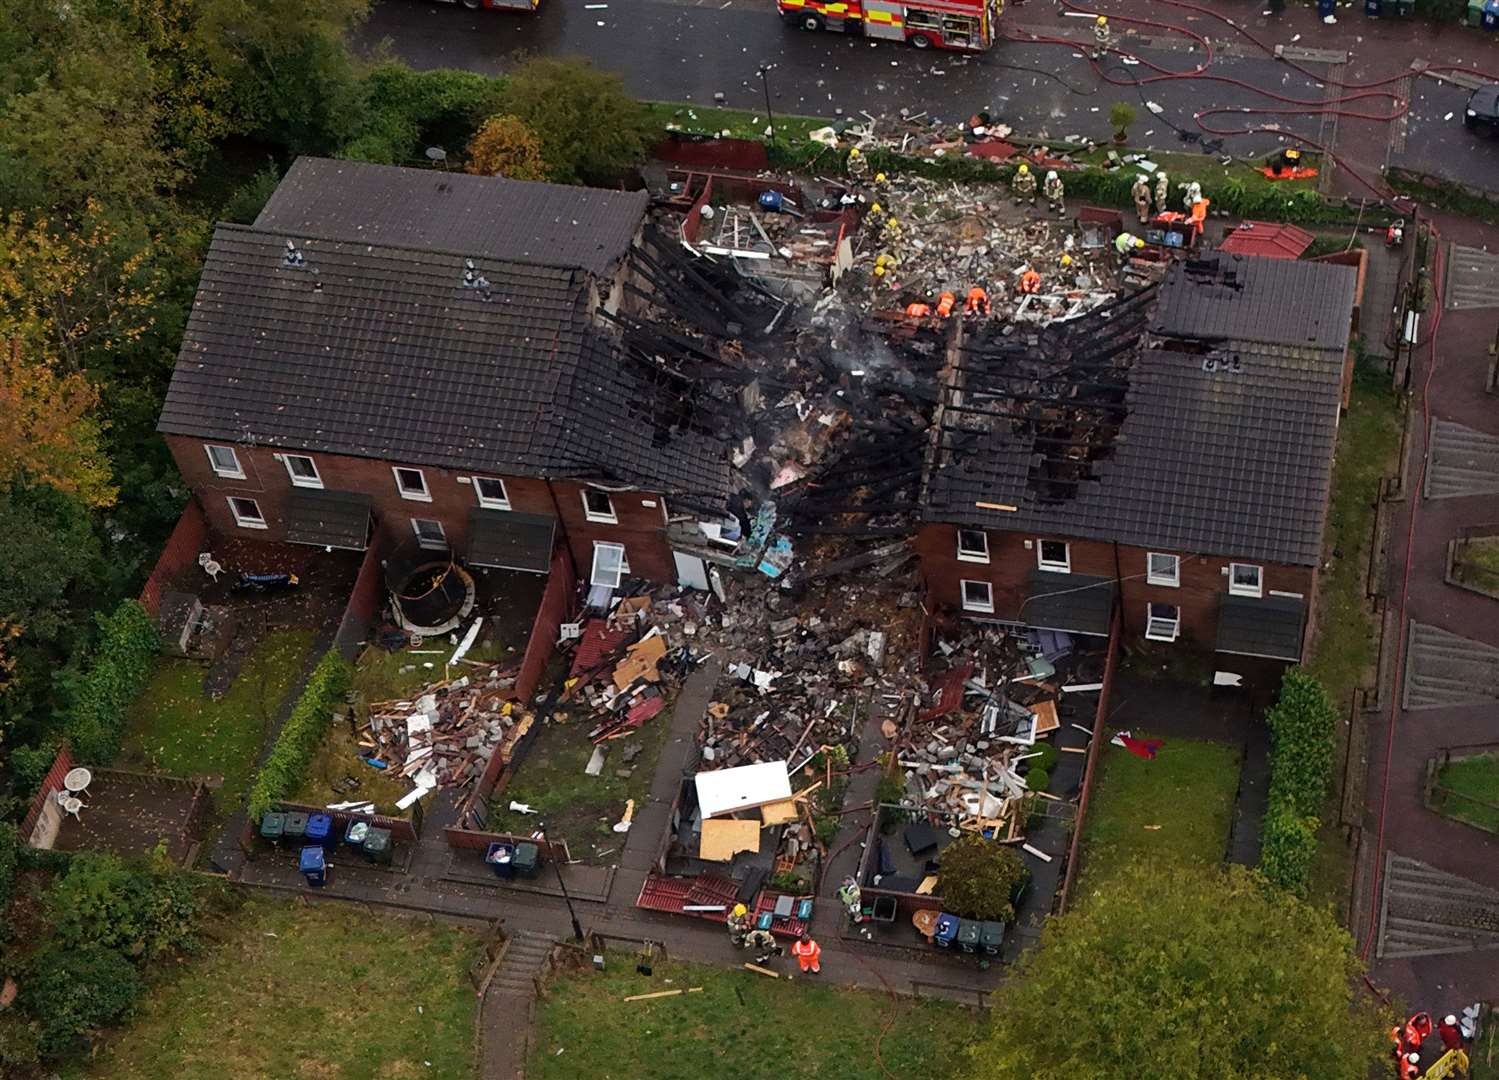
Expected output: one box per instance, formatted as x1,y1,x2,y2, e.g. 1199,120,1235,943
334,533,387,661
1056,603,1122,913
444,826,571,864
20,743,73,843
138,497,208,617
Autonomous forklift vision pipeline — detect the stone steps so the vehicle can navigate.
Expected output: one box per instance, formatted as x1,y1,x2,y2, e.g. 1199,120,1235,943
1379,854,1499,959
1403,621,1499,711
1425,419,1499,500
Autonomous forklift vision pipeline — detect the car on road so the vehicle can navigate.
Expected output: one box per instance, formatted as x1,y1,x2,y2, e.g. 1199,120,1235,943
430,0,539,11
1464,85,1499,136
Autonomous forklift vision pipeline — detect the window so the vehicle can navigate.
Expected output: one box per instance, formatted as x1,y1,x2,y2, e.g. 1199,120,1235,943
1145,602,1180,642
282,454,322,489
591,541,629,588
411,518,447,550
205,444,244,479
1229,563,1263,598
957,529,989,563
961,579,994,614
393,467,430,502
582,489,617,524
227,496,266,529
474,476,510,510
1037,539,1070,572
1147,552,1180,587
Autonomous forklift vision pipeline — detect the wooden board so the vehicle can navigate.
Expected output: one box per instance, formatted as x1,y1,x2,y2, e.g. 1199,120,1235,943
613,634,669,690
760,799,799,826
699,817,762,862
1029,699,1060,736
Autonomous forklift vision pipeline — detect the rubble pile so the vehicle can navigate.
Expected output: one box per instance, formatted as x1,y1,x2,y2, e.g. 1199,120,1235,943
363,661,532,807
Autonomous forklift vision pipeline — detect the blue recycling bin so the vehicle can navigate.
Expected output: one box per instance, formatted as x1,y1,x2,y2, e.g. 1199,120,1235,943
1364,0,1382,14
485,842,516,879
1486,0,1499,28
933,912,960,949
1317,0,1335,15
298,845,327,887
306,813,334,850
344,818,370,850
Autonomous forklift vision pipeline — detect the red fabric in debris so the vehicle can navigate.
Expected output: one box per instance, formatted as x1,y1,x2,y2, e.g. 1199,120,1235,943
920,663,974,722
627,696,667,723
1118,734,1164,760
965,140,1018,161
570,620,631,676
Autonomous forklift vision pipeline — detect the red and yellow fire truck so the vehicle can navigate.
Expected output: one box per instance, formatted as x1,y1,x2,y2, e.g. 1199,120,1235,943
778,0,1001,51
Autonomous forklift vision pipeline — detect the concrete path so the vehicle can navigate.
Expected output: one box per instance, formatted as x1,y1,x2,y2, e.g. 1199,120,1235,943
479,931,555,1080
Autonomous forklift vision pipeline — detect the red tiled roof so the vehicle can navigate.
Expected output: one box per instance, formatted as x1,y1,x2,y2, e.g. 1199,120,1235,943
1217,221,1315,260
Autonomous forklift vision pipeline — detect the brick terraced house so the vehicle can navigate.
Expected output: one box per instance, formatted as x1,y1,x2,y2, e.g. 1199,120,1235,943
158,158,727,589
916,251,1363,676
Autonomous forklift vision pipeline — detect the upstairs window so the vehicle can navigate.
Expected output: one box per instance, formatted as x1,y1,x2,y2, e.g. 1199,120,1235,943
283,454,322,489
206,444,244,479
582,489,617,524
474,477,510,509
957,530,989,563
1147,552,1180,587
1229,563,1263,598
393,467,430,502
1037,539,1070,573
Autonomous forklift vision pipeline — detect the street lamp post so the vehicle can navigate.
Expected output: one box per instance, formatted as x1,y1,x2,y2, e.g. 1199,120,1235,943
758,64,777,144
553,848,585,942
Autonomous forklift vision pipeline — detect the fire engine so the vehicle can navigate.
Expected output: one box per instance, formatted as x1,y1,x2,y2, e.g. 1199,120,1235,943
778,0,1001,51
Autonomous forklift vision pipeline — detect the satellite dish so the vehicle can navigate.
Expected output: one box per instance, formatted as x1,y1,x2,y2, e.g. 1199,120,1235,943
425,146,448,162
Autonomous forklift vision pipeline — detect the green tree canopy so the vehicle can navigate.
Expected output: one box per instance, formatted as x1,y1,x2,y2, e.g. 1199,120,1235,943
500,56,652,184
937,834,1027,921
967,863,1389,1080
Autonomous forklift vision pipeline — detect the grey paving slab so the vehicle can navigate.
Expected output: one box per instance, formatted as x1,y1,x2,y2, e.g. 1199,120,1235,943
1390,74,1499,195
1424,418,1499,500
1445,244,1499,310
1402,621,1499,711
1378,853,1499,960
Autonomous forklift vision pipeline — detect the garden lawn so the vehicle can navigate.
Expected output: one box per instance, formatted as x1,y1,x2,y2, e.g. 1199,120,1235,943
119,629,314,813
65,898,479,1080
1434,752,1499,834
528,955,981,1080
643,101,824,143
1076,735,1241,894
1455,536,1499,594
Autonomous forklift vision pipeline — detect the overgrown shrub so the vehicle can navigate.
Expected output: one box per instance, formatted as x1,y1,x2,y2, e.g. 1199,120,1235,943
0,1013,42,1071
221,163,284,224
246,649,352,821
47,849,199,961
7,742,59,799
22,946,142,1057
937,834,1028,921
0,821,17,942
63,599,160,764
342,63,506,165
1259,802,1318,898
1265,668,1338,819
875,770,907,806
466,115,547,180
500,56,653,184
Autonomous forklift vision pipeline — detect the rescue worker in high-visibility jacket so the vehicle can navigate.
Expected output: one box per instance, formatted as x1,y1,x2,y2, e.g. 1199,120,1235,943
846,146,869,181
1398,1052,1420,1080
1115,232,1146,261
1092,15,1111,58
791,933,822,974
1154,171,1170,214
1017,268,1041,294
1131,174,1153,224
936,291,957,318
1011,163,1037,206
727,903,751,947
964,286,991,317
746,928,783,965
1044,170,1065,216
905,301,932,318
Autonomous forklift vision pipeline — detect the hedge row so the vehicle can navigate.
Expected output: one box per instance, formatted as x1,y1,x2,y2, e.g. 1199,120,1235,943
245,650,353,822
63,600,161,764
1257,669,1339,896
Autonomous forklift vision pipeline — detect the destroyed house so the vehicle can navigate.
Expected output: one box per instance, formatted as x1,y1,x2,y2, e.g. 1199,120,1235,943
158,158,728,587
915,252,1361,672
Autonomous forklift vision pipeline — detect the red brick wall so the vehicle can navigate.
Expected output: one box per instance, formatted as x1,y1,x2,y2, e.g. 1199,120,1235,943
139,497,208,617
163,435,677,584
20,743,73,842
915,523,1316,654
443,826,571,863
1057,605,1121,913
334,533,387,660
515,547,577,704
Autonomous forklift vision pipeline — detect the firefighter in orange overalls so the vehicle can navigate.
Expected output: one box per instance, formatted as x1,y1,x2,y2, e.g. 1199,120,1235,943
905,301,932,318
1018,268,1041,294
791,932,821,974
935,291,957,317
1397,1051,1420,1079
964,286,991,316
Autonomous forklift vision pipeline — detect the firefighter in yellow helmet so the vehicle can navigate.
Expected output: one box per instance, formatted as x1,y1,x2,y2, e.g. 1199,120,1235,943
1012,162,1037,207
727,903,751,947
847,145,870,181
1092,15,1111,58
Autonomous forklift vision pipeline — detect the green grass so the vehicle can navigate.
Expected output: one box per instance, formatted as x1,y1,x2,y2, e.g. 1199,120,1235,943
65,898,479,1080
1454,536,1499,593
1300,373,1403,913
528,955,981,1080
119,629,315,814
1076,146,1319,199
1433,752,1499,833
1075,734,1241,897
644,101,825,143
487,708,673,857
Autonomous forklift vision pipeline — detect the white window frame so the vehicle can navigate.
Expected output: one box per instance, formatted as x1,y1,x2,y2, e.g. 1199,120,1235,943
1228,563,1263,598
282,454,322,489
590,541,629,588
227,496,266,530
1036,539,1070,573
1145,602,1180,642
956,529,989,564
393,466,431,502
205,444,244,479
411,517,447,550
961,579,994,614
474,476,511,510
1146,552,1180,588
582,489,617,524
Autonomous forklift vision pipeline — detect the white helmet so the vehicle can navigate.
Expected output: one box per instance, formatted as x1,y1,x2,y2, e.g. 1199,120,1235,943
1445,1015,1458,1025
1156,171,1167,180
1046,170,1058,181
1407,1054,1420,1064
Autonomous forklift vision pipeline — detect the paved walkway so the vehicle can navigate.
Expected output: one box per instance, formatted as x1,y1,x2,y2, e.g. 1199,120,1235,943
1353,215,1499,1010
